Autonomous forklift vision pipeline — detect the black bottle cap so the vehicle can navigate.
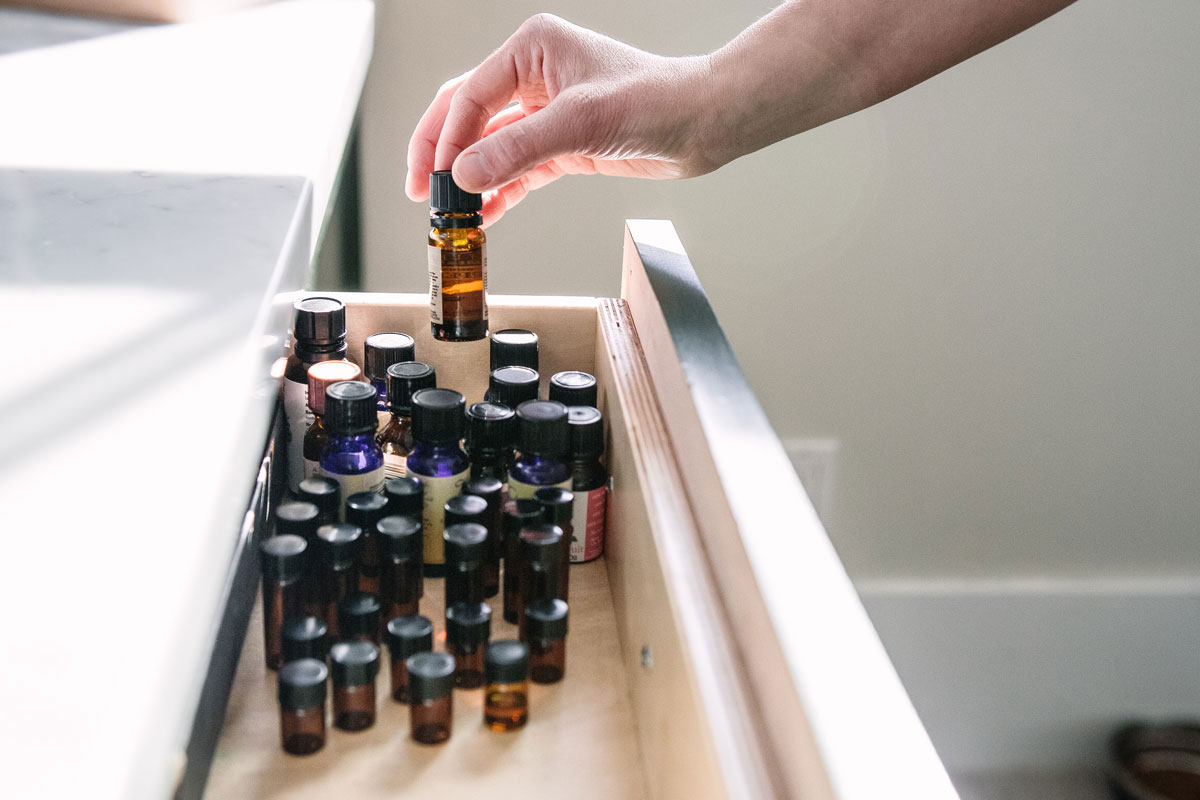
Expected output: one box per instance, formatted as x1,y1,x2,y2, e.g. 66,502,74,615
385,615,434,660
548,371,597,408
519,523,563,571
502,498,544,541
317,523,362,571
444,494,487,528
490,329,539,371
525,598,569,639
325,380,379,436
275,501,320,542
260,534,307,582
383,477,423,517
337,592,382,641
296,477,339,523
386,361,437,414
292,296,346,349
444,522,488,564
411,388,466,444
465,402,515,455
363,332,416,382
485,640,530,683
376,515,422,560
446,601,492,647
516,400,569,459
278,658,328,710
282,616,328,664
490,366,539,409
567,405,604,458
463,476,503,514
346,491,387,533
535,486,574,528
406,651,456,701
429,170,482,213
329,640,380,687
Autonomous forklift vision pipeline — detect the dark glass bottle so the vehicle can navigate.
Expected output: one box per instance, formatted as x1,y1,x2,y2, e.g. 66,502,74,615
443,521,487,609
407,651,456,744
274,501,322,617
260,534,307,671
464,401,515,484
285,297,347,492
508,400,571,500
567,405,607,563
330,641,379,732
534,487,574,604
296,476,339,527
488,365,539,408
446,601,491,689
282,616,328,665
338,592,381,647
407,388,470,577
320,381,386,501
501,499,544,624
363,332,415,429
316,522,362,639
376,514,423,619
428,170,487,342
517,523,564,639
490,329,539,371
345,490,388,594
548,370,597,408
303,359,362,481
525,598,568,684
377,361,436,481
484,640,530,731
383,475,423,518
462,476,503,597
385,615,433,703
278,658,328,755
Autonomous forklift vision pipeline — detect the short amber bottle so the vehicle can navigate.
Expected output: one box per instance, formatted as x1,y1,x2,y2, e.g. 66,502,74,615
484,640,530,732
443,521,488,609
446,601,491,689
534,486,574,603
407,651,456,744
376,514,423,622
525,598,568,684
330,641,379,732
337,592,381,647
274,501,322,617
296,476,340,526
316,522,362,639
345,490,388,594
501,499,544,624
260,534,307,671
282,616,328,665
278,658,328,755
462,476,503,597
517,523,564,639
385,615,433,703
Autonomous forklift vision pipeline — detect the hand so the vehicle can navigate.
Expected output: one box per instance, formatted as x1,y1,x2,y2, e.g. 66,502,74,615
405,14,718,226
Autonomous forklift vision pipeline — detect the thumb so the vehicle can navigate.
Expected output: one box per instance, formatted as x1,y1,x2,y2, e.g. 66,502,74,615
452,102,581,193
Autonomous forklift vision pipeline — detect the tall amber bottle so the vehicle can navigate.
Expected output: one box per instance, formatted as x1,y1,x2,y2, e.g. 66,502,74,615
428,170,486,342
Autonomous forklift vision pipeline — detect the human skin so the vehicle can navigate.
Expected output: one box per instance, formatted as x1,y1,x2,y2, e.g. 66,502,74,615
406,0,1076,226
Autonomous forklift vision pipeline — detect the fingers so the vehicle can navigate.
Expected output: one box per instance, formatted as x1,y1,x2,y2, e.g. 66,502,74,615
406,71,474,201
432,36,526,174
453,101,585,193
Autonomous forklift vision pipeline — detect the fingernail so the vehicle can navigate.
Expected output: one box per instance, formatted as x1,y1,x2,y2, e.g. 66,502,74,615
455,151,494,191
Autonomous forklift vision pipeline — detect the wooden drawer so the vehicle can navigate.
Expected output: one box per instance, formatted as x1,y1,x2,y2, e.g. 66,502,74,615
192,221,957,800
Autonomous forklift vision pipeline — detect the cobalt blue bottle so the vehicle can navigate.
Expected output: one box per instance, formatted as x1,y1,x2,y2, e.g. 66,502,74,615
407,388,470,577
363,332,415,431
507,400,572,501
319,381,385,508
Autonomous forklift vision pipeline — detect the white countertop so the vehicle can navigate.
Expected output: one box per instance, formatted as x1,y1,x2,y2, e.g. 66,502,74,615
0,2,373,797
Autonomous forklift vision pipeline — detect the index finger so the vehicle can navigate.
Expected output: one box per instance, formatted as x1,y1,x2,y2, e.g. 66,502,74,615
433,36,524,173
405,71,471,202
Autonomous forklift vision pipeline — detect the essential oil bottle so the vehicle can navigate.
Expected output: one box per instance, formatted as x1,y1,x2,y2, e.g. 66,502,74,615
345,490,388,594
383,475,423,519
376,514,423,620
316,522,362,639
282,616,328,665
278,658,328,755
517,523,564,638
548,371,597,408
407,651,456,744
330,641,379,732
508,401,571,500
363,332,415,430
464,401,515,484
274,501,322,616
407,388,470,577
488,366,539,409
462,476,503,597
490,329,539,371
446,601,492,689
260,534,307,670
377,361,436,481
484,640,530,732
567,405,607,563
525,598,568,684
428,170,486,342
319,381,385,501
285,297,347,492
502,499,544,624
443,521,488,609
534,487,574,604
337,592,382,647
304,359,363,481
386,615,433,703
296,476,339,527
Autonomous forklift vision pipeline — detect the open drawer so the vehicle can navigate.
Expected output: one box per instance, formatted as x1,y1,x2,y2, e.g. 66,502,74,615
197,220,957,799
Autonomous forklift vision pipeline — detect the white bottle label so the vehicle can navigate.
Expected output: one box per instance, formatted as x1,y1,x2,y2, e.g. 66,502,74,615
383,452,407,481
283,378,309,492
570,486,608,562
319,466,385,519
428,245,443,324
413,468,470,566
303,457,321,481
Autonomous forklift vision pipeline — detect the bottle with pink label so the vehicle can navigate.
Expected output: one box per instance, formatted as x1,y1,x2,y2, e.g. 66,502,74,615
566,405,607,563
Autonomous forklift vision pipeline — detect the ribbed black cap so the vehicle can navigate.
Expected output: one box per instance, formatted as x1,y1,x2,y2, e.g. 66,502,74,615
282,616,328,664
386,361,436,414
406,651,456,700
465,402,515,455
444,522,488,564
346,491,387,532
261,534,307,582
444,494,487,528
463,477,503,514
490,366,539,409
485,640,530,683
330,640,380,687
317,523,362,571
275,502,320,542
535,487,574,528
383,477,423,517
376,515,422,560
525,598,569,639
296,477,339,524
363,332,415,382
446,601,492,647
411,388,466,444
385,615,433,660
429,170,482,213
548,371,597,408
519,524,563,571
292,297,346,349
325,381,379,435
502,498,544,542
516,400,569,459
490,329,539,371
567,405,604,458
337,592,381,641
278,658,328,710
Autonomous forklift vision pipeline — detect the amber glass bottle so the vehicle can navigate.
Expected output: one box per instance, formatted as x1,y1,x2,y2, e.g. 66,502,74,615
278,658,328,755
428,170,486,342
484,640,530,731
330,641,379,732
408,652,456,744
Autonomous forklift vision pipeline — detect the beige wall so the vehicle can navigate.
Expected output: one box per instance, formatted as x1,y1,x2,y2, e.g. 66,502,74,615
360,0,1200,581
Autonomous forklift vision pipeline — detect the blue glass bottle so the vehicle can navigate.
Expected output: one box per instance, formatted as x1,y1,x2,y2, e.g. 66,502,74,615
319,381,385,512
508,400,571,501
407,388,470,577
363,332,415,430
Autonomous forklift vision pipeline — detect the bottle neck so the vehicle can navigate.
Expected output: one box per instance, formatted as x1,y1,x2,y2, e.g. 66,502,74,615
328,431,377,449
431,211,482,229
